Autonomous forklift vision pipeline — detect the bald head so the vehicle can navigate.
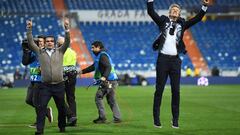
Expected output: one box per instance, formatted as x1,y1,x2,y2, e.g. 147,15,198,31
57,36,65,47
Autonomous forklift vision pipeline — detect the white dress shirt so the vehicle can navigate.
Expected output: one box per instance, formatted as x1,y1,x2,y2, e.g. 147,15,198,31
161,22,181,56
46,49,55,57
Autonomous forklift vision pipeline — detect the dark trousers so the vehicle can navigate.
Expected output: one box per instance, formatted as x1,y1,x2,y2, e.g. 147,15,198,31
25,82,41,122
64,72,77,119
153,54,181,125
25,82,41,108
35,82,66,133
95,81,121,120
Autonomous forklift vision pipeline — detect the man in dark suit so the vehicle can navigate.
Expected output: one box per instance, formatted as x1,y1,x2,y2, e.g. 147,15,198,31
147,0,209,129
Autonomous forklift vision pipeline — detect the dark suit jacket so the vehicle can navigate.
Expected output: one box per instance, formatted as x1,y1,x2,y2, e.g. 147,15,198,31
147,1,207,54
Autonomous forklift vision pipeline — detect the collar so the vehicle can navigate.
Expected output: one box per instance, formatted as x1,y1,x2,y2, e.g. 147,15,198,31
43,47,56,51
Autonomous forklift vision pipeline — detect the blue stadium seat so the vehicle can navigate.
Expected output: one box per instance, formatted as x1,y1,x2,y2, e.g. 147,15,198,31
0,0,55,13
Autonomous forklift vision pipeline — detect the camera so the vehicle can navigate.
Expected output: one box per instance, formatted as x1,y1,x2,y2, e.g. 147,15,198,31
21,38,39,50
21,39,29,50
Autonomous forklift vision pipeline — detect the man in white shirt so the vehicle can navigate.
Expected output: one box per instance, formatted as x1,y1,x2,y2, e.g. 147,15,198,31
147,0,209,129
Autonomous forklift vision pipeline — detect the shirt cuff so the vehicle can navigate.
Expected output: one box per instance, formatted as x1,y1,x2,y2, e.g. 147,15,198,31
27,28,32,32
148,0,154,2
65,29,70,32
201,5,208,12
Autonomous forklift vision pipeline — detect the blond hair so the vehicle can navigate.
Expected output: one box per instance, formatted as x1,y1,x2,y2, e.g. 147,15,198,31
169,4,181,13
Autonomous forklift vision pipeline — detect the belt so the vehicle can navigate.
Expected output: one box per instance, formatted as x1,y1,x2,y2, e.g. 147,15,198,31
31,81,41,85
159,53,178,58
108,80,118,82
107,80,118,84
42,81,64,86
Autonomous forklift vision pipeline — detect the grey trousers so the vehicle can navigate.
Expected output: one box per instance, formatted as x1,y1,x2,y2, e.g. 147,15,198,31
95,81,121,120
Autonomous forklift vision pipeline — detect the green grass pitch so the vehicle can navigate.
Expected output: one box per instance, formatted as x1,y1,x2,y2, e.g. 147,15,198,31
0,85,240,135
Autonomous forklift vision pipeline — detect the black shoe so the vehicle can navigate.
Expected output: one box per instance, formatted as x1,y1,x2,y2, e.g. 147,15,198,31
66,117,77,126
46,107,53,123
59,128,65,133
154,123,162,128
171,119,179,129
154,120,162,128
93,117,106,124
28,122,37,128
113,118,122,123
35,131,43,135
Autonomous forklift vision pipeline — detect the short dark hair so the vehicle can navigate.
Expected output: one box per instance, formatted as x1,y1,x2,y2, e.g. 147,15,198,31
91,41,105,49
37,35,46,39
45,35,55,40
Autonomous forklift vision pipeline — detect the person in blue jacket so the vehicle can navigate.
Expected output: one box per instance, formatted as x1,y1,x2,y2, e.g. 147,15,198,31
81,41,121,124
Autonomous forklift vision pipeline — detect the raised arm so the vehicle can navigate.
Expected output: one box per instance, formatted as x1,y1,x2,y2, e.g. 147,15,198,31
184,0,209,29
60,18,70,53
26,20,40,54
147,0,166,26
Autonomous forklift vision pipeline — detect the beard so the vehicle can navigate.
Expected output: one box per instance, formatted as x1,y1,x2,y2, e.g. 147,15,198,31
93,51,100,56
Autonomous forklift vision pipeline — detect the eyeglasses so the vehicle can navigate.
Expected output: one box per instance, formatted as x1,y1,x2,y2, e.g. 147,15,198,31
46,40,54,42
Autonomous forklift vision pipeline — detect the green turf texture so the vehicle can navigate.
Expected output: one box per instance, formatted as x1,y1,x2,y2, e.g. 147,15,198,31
0,85,240,135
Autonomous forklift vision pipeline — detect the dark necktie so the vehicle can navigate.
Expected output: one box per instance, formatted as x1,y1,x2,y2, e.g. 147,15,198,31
169,22,176,35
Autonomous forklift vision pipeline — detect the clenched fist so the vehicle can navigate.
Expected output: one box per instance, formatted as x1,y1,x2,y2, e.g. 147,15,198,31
63,18,70,30
26,20,32,29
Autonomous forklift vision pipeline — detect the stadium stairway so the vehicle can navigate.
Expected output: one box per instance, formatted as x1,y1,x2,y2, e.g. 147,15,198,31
183,30,209,72
52,0,94,77
52,0,67,16
69,29,93,78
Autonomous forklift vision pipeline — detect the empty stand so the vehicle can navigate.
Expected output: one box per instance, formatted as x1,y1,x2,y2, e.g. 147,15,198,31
0,0,55,13
79,21,194,71
0,14,64,73
64,0,240,10
191,20,240,70
0,0,239,75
